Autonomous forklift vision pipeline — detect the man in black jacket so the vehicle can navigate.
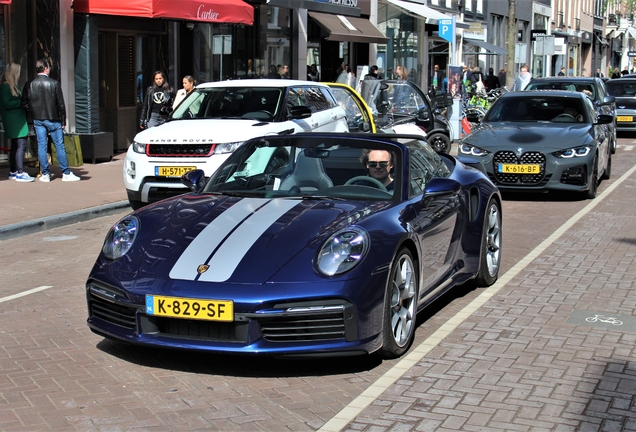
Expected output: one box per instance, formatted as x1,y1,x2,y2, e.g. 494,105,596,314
21,59,80,182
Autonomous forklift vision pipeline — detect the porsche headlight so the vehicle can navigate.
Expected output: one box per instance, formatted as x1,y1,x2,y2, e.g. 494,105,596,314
459,142,490,157
132,141,146,154
102,216,139,260
553,145,591,158
214,141,244,154
316,227,369,276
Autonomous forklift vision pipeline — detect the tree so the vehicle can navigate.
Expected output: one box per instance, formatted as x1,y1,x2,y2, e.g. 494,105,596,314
506,0,516,90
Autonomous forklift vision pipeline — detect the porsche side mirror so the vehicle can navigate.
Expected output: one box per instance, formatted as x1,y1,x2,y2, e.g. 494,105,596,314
603,95,615,105
422,178,461,201
182,169,207,193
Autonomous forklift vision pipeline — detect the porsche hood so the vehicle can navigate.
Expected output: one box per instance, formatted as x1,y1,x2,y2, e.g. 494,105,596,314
127,195,385,284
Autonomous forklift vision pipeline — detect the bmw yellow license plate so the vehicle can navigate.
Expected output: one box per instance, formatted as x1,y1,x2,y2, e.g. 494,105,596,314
497,164,540,174
617,116,633,122
145,295,233,321
155,166,196,177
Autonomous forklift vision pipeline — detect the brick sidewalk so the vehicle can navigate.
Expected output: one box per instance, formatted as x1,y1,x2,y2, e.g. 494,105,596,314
332,168,636,430
0,153,128,228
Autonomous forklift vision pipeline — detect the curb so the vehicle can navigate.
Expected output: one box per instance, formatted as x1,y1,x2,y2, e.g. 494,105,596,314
0,201,131,241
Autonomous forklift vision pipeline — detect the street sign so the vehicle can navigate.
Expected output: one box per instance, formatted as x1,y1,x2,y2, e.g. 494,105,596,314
515,43,527,63
534,35,555,56
439,18,454,43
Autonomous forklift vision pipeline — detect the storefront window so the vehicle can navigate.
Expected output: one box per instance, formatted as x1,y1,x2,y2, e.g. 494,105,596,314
188,5,291,82
377,4,420,81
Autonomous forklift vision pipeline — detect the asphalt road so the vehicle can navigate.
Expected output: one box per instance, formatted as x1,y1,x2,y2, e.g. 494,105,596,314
1,136,636,431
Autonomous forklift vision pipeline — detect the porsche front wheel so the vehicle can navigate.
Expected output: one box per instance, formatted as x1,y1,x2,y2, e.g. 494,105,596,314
474,198,502,287
380,248,418,359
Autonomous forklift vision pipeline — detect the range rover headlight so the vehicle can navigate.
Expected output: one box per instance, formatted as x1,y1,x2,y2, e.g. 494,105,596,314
102,216,139,260
214,141,244,154
553,145,591,158
459,142,490,157
315,227,369,276
132,141,146,154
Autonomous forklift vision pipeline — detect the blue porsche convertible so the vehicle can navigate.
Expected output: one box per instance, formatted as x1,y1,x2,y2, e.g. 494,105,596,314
87,133,502,359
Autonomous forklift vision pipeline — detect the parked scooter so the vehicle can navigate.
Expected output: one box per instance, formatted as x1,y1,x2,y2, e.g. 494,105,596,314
359,79,428,140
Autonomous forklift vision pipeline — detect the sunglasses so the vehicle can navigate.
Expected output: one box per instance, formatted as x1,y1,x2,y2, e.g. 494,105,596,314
367,161,389,168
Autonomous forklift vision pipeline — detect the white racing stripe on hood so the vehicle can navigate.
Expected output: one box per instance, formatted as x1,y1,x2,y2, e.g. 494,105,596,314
169,198,271,281
199,199,301,282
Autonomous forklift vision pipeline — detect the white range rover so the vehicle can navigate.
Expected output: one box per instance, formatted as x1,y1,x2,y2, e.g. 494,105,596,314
124,79,349,209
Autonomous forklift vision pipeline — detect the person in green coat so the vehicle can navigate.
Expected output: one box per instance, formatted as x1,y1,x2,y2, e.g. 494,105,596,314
0,62,34,182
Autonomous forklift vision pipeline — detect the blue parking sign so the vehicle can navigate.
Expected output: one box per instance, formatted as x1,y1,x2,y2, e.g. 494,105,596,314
439,19,454,43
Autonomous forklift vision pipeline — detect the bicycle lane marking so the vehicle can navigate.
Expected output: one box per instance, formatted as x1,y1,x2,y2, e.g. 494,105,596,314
319,164,636,432
0,286,53,304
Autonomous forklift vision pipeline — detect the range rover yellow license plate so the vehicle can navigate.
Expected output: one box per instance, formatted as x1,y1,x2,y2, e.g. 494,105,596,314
497,164,540,174
145,295,233,321
617,116,633,122
155,166,196,177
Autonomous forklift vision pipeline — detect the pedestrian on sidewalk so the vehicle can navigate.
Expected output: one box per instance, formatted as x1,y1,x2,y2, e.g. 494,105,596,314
139,71,174,129
0,62,34,182
21,58,80,182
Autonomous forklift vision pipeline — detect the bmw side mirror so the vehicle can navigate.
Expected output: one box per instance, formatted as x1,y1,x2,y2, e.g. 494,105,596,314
182,169,207,193
596,114,614,125
603,95,615,105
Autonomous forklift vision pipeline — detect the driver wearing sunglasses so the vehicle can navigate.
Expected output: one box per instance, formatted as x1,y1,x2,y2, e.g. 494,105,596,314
358,149,394,191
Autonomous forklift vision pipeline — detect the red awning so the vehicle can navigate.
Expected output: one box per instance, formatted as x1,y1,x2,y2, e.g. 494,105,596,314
73,0,254,25
0,0,12,4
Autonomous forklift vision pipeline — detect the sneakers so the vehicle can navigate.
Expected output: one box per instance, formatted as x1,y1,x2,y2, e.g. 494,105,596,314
62,172,81,182
39,174,51,182
9,172,16,180
15,172,35,182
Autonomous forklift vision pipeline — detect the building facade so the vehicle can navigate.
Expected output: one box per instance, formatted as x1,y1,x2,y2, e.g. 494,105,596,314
0,0,628,157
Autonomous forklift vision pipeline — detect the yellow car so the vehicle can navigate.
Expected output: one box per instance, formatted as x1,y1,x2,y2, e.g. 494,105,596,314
326,82,377,133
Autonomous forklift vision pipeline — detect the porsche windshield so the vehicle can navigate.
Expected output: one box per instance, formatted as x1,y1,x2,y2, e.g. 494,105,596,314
205,137,402,201
171,87,283,121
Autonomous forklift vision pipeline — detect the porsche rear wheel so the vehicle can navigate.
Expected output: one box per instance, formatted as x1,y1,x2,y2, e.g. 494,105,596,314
380,248,418,359
474,198,502,287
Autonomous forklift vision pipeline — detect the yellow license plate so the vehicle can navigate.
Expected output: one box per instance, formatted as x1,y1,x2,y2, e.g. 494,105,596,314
145,295,233,321
617,116,633,122
498,163,541,174
155,166,196,177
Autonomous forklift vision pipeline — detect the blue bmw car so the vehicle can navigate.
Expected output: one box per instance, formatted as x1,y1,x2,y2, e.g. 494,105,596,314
86,133,502,359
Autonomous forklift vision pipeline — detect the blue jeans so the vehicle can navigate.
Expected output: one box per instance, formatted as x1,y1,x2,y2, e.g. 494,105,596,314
34,119,70,176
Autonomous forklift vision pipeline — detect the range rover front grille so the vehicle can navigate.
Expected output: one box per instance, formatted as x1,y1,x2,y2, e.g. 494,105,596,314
147,143,215,157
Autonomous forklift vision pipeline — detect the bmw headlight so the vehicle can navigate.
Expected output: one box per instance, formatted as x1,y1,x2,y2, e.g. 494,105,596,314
459,142,490,156
214,141,244,154
132,141,146,154
316,227,369,276
553,145,591,158
102,216,139,260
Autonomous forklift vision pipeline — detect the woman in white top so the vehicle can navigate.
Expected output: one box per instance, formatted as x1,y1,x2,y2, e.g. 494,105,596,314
173,75,196,109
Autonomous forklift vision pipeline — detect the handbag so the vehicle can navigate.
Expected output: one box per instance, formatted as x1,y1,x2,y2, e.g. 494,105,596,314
51,133,84,167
